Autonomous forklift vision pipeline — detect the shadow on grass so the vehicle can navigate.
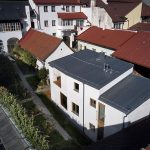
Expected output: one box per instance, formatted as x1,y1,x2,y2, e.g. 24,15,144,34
37,93,92,146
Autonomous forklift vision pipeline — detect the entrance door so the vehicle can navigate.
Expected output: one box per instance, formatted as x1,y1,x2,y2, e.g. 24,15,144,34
97,103,105,140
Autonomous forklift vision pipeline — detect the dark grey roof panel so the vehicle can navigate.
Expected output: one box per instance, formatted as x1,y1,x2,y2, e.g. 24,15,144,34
100,74,150,114
50,50,133,89
0,1,29,21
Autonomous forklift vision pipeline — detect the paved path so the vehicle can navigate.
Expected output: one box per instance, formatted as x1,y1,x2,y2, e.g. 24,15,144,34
13,63,71,140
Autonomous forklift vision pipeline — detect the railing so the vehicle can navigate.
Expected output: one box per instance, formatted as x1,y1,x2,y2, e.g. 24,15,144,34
0,22,21,32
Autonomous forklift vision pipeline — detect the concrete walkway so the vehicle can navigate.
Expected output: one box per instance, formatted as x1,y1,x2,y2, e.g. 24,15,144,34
13,63,71,140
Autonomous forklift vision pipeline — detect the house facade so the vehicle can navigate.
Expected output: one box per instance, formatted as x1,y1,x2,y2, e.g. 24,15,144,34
29,0,90,47
0,1,31,53
19,29,73,69
49,50,150,141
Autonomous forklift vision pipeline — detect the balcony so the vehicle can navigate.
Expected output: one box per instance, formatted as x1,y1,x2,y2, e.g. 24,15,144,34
0,22,21,32
54,76,61,88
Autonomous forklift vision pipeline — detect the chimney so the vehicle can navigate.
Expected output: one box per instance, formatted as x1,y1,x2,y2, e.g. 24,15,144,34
102,0,108,4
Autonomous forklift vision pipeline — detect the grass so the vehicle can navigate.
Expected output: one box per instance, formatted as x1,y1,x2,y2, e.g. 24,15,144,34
37,93,92,146
26,75,40,90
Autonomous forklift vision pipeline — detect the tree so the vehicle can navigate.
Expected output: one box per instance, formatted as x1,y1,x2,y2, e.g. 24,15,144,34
38,68,49,82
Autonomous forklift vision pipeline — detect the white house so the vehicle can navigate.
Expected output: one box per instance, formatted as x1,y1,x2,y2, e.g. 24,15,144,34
0,1,31,53
29,0,90,47
49,50,150,141
19,28,73,69
76,26,136,56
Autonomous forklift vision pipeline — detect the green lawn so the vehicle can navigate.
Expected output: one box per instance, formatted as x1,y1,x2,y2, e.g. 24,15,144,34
37,93,92,146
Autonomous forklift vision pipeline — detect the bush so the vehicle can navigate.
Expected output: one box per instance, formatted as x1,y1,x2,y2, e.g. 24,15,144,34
38,68,49,81
0,87,49,150
13,44,36,67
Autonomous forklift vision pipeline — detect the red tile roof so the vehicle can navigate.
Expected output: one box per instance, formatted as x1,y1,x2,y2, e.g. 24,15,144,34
77,26,136,50
19,29,62,61
33,0,80,5
113,31,150,68
129,23,150,31
58,12,87,20
142,3,150,17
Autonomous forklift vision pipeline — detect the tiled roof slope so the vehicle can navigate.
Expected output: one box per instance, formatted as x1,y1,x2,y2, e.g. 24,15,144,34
129,23,150,31
77,26,136,50
33,0,80,5
113,31,150,68
58,12,87,20
0,1,29,21
142,3,150,17
19,29,62,61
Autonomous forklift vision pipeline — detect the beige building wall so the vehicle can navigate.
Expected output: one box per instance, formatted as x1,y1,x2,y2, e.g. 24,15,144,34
123,2,142,29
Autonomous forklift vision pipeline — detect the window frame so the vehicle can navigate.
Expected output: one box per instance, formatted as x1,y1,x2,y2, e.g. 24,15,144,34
44,6,48,12
51,6,55,12
44,20,48,27
66,6,69,12
52,20,56,26
72,102,79,116
72,6,75,12
74,82,79,92
60,93,67,110
90,98,96,108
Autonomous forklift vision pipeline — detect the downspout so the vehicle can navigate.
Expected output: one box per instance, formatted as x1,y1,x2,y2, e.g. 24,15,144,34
38,6,41,29
83,83,85,132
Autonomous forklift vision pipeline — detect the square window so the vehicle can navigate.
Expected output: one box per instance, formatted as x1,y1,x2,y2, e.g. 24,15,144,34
51,6,55,12
89,123,95,132
74,82,79,92
72,102,79,116
52,20,56,26
44,6,48,12
44,20,48,27
90,98,96,108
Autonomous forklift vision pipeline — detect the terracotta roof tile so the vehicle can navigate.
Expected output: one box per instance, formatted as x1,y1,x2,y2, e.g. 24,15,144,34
33,0,80,5
129,23,150,31
77,26,136,50
58,12,87,20
19,29,62,61
142,3,150,17
113,31,150,68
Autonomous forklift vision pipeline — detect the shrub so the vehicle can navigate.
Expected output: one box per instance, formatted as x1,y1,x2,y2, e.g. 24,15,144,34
38,68,49,82
0,87,49,150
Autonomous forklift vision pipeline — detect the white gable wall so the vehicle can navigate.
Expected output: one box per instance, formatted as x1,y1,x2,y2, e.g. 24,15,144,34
128,98,150,123
78,40,114,56
45,42,73,69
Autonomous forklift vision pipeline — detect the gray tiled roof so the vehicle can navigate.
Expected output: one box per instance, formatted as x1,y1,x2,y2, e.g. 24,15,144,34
0,1,29,21
100,74,150,114
50,50,133,89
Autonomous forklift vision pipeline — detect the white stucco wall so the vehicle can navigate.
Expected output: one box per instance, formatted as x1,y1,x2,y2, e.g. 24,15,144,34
0,31,22,53
78,40,114,56
128,98,150,123
36,41,73,69
45,42,73,69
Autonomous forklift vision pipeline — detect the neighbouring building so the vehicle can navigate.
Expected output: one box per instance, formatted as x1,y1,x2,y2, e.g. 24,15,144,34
29,0,90,47
76,26,136,55
141,2,150,23
19,29,73,69
49,50,150,141
113,31,150,78
129,22,150,31
81,0,142,30
0,1,31,53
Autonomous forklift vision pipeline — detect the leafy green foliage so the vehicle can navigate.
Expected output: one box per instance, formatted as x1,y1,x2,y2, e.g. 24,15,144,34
0,87,49,150
38,68,49,81
13,45,36,67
